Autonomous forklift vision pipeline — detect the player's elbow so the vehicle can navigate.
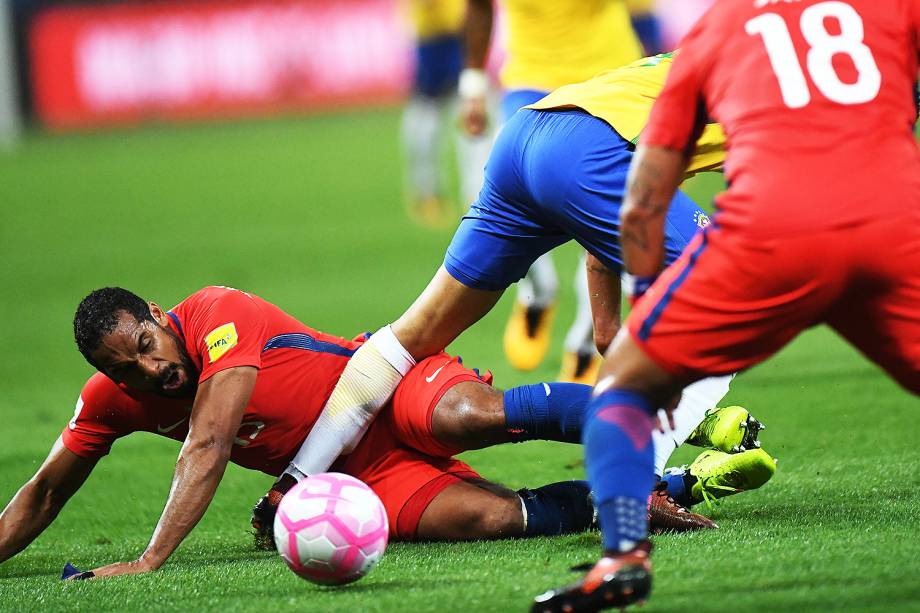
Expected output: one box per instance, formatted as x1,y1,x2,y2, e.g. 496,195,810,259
595,332,614,356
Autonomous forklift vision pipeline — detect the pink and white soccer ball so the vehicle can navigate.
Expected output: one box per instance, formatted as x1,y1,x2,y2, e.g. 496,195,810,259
273,472,389,585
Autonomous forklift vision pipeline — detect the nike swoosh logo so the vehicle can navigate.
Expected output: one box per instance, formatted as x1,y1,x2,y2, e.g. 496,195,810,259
157,417,187,433
425,364,447,383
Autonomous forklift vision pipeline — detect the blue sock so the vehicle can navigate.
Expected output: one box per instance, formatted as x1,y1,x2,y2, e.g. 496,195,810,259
518,480,595,537
663,468,693,508
584,389,657,553
503,382,591,443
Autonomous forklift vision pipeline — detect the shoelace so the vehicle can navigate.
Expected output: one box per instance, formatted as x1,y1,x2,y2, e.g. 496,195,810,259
696,475,740,513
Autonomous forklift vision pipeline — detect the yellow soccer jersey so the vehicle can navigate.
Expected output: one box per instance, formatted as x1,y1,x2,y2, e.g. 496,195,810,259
405,0,466,40
501,0,643,92
528,52,726,176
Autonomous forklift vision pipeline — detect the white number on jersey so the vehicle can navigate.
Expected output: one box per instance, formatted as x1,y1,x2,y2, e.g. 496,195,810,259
745,1,881,108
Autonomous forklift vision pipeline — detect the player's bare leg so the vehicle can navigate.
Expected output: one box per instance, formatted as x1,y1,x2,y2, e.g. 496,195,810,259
393,266,504,360
418,477,598,541
415,479,525,540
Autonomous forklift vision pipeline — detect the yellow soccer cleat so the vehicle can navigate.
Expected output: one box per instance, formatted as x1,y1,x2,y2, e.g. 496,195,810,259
503,301,556,371
687,448,777,511
557,350,602,385
406,195,454,229
685,405,765,453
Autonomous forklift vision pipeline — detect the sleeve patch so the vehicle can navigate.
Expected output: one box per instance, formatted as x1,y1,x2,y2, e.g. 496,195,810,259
205,322,239,363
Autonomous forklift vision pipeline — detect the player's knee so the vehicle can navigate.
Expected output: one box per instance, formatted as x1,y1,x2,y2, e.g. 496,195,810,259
431,382,504,442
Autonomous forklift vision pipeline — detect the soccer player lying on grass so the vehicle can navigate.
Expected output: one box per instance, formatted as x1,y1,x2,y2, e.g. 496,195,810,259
0,286,751,579
271,52,776,514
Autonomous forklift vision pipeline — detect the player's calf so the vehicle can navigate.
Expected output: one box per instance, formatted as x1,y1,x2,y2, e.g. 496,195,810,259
416,478,597,541
430,380,591,451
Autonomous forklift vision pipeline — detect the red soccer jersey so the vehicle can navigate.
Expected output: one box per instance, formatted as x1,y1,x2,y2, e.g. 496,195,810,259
62,286,361,475
643,0,920,235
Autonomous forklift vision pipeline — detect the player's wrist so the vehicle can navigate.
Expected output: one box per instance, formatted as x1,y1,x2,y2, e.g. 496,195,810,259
459,68,489,100
137,551,164,571
622,273,659,305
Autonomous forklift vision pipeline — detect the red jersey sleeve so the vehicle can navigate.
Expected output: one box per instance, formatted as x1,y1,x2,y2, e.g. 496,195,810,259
61,373,134,458
641,14,716,153
190,288,268,383
911,0,920,53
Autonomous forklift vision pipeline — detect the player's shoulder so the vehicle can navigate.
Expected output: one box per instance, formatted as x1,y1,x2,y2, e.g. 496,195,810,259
175,286,256,310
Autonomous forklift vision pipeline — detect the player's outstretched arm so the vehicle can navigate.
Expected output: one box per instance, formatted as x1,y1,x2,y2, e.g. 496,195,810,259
0,437,98,566
458,0,492,136
87,366,256,578
621,145,689,282
585,253,622,354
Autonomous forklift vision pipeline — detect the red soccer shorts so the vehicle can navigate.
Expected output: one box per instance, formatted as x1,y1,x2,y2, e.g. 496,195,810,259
627,213,920,394
333,353,493,540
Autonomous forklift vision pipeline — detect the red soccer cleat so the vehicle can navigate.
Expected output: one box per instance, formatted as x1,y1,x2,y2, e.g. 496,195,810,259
532,541,653,613
647,481,718,533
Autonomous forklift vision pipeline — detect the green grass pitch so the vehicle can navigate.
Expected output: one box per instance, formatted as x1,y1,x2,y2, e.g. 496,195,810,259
1,111,919,611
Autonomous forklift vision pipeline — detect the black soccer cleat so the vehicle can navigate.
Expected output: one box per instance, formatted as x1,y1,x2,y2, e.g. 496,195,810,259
251,475,296,551
532,542,653,613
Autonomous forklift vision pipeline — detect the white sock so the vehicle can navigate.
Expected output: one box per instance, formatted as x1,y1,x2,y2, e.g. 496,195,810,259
517,252,559,309
400,95,445,200
283,326,416,480
563,253,596,354
652,375,734,476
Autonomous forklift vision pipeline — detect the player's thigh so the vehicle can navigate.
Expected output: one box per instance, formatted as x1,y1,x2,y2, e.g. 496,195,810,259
626,227,843,380
387,354,497,456
416,477,524,541
828,222,920,394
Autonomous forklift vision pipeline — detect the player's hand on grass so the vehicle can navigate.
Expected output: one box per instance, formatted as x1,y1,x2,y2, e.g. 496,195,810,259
86,558,157,579
63,558,156,580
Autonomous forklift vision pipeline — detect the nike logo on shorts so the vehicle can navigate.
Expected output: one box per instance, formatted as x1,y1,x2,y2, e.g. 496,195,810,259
425,364,447,383
157,417,187,433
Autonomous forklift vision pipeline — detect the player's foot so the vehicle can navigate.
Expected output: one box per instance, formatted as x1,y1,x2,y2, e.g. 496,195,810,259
685,406,765,453
251,474,296,550
687,448,777,510
503,301,556,371
532,541,652,613
406,195,454,229
647,481,718,533
557,350,601,385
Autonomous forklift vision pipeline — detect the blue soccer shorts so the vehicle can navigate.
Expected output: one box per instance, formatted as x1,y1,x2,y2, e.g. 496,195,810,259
413,35,464,99
444,108,710,291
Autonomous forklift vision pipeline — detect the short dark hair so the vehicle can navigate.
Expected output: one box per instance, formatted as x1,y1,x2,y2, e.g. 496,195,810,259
74,287,153,367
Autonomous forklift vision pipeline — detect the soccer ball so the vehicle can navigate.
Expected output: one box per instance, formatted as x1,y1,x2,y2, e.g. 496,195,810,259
273,472,388,585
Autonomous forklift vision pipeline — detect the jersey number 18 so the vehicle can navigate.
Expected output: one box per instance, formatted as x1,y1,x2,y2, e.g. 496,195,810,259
745,1,881,108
